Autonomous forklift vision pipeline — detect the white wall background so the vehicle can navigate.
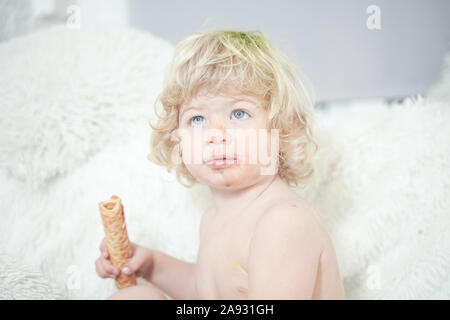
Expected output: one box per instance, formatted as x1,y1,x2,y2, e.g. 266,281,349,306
1,0,449,103
129,0,450,103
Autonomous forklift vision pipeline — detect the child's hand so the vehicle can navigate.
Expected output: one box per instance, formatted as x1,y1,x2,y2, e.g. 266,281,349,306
95,238,154,281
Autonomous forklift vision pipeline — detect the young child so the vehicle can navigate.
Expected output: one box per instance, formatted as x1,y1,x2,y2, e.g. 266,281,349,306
95,30,346,300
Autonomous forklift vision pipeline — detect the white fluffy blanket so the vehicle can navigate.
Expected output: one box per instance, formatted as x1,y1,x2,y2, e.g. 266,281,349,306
0,25,449,300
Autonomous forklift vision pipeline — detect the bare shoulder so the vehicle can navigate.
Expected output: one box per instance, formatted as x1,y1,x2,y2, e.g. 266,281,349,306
246,196,327,293
252,196,327,252
263,194,321,223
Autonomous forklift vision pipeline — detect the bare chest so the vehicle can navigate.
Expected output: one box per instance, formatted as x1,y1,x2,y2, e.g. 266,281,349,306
195,210,259,299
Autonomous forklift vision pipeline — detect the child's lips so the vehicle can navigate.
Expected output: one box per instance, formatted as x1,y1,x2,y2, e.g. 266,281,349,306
205,156,237,168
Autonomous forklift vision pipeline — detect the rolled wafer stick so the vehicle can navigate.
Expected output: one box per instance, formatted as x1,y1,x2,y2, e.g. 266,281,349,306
98,195,137,289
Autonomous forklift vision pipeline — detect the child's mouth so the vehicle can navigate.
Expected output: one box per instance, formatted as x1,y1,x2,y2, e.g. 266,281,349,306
205,156,237,169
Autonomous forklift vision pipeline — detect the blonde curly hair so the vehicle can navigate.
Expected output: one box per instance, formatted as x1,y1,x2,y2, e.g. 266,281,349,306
148,29,318,188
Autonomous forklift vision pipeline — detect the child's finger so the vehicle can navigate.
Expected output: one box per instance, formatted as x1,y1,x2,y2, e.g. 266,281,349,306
99,238,109,258
99,238,106,252
95,258,108,278
100,258,120,278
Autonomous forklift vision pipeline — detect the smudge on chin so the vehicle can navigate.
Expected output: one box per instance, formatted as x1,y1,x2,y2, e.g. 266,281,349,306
222,165,244,187
222,162,260,188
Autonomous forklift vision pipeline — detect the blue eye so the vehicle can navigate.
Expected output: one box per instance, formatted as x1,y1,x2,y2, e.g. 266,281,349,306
231,109,249,120
190,115,205,126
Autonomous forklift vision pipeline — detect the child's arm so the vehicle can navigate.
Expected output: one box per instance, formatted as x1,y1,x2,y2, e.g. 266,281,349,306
147,250,198,300
247,204,324,299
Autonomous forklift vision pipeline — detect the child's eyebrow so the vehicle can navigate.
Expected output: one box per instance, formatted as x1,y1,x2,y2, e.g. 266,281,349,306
180,105,204,118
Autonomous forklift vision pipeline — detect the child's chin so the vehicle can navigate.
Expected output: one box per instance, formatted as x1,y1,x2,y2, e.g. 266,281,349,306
203,169,265,189
198,172,242,188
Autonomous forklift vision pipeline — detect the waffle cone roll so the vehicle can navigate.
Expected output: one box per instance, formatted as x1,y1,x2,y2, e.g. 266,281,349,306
98,195,137,289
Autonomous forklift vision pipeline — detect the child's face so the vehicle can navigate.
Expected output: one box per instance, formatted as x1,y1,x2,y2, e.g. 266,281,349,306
177,86,279,190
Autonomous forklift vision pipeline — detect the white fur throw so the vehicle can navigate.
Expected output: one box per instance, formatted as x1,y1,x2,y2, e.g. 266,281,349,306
0,25,449,300
0,249,64,299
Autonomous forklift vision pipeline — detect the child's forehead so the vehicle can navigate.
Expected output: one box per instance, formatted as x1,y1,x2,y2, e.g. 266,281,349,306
181,86,267,108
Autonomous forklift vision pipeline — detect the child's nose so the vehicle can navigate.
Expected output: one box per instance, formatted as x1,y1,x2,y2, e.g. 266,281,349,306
206,122,227,144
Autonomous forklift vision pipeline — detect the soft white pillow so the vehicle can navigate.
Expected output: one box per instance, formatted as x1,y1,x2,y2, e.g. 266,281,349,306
0,24,173,189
